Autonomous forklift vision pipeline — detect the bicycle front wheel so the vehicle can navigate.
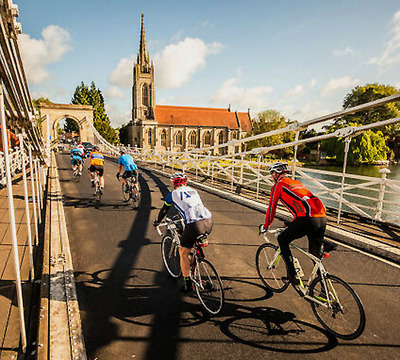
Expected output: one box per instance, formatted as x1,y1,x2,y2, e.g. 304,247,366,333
255,243,289,292
309,274,365,340
193,259,224,315
161,235,181,278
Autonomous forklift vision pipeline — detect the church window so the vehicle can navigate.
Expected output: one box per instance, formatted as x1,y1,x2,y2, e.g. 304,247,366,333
189,131,197,146
147,129,152,145
142,84,149,107
175,131,183,145
204,131,211,145
218,131,224,144
160,129,167,147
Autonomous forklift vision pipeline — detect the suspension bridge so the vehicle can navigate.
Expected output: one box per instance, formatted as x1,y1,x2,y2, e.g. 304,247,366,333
1,1,400,359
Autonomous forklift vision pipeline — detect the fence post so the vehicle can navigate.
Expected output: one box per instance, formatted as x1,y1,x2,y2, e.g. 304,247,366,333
18,134,35,281
34,159,42,220
337,137,351,224
375,168,391,221
293,130,300,179
28,146,39,245
256,155,261,199
0,87,27,351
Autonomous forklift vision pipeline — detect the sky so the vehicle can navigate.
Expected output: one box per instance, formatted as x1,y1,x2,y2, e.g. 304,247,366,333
15,0,400,129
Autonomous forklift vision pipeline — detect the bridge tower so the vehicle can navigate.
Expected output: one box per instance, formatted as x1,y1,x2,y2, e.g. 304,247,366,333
130,13,156,147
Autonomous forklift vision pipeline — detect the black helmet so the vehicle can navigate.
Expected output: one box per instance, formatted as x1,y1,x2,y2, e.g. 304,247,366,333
269,162,289,174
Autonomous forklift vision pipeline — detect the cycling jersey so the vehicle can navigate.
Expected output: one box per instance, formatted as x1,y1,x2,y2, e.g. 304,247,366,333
264,176,326,229
71,148,83,158
165,185,211,225
89,151,104,167
118,154,138,171
77,144,84,154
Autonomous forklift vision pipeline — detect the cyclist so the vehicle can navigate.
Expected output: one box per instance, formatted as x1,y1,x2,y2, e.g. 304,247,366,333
77,141,85,155
153,172,212,293
259,162,327,285
116,148,139,198
88,145,105,192
70,146,84,175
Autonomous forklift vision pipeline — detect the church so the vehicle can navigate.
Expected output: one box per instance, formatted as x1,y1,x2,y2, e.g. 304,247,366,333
125,15,253,154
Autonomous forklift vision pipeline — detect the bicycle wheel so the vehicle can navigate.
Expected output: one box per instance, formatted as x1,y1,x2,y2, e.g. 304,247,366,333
309,274,365,340
161,235,181,278
131,183,141,209
122,182,130,202
255,243,289,292
95,183,102,202
193,258,224,315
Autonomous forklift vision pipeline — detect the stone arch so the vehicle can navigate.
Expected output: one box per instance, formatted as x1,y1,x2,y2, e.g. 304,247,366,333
39,103,95,144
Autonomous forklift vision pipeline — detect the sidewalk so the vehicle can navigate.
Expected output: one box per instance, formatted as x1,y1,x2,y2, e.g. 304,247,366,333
0,173,38,359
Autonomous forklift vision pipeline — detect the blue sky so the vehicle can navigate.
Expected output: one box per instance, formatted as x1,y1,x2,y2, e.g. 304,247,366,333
16,0,400,128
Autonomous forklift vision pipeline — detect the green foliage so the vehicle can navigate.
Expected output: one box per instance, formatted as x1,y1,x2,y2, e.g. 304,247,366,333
342,83,400,136
64,118,79,133
32,97,52,123
321,123,389,164
72,81,118,144
246,110,295,158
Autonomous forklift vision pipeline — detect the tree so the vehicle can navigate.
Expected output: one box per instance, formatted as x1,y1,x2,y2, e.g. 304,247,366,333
245,110,295,158
321,123,389,164
72,81,118,144
64,118,79,133
32,97,52,123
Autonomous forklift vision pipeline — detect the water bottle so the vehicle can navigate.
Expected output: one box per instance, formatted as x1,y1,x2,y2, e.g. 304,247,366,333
293,257,304,278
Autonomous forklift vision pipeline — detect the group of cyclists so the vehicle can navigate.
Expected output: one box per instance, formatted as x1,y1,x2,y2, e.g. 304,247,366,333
70,142,327,294
69,142,138,198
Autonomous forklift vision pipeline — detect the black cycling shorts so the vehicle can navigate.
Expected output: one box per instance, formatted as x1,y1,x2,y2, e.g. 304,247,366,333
122,170,137,180
89,165,104,176
181,218,213,249
72,158,82,166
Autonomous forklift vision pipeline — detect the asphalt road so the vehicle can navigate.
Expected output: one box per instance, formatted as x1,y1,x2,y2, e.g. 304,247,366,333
56,153,400,360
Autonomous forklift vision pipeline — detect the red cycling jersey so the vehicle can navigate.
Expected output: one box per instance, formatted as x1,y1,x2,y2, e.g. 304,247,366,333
264,176,326,229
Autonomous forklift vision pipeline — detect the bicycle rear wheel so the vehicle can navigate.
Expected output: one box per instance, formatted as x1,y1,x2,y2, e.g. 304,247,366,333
131,182,141,209
255,243,289,292
193,259,224,315
122,182,130,202
309,274,365,340
161,235,181,278
95,183,102,202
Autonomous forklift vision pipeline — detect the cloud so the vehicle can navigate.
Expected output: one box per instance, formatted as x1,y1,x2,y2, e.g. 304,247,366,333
311,79,317,87
211,77,273,111
331,46,354,57
106,104,131,127
108,55,135,88
284,84,304,98
321,76,359,96
105,86,125,99
368,10,400,71
154,37,223,88
19,25,72,84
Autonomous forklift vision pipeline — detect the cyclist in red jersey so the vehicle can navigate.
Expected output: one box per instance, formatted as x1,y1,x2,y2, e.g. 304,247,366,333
260,162,327,285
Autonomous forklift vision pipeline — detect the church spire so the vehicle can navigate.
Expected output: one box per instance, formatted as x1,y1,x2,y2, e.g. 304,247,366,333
138,13,150,71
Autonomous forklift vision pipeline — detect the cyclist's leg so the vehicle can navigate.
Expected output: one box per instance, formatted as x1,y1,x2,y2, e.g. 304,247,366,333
307,217,326,259
277,218,308,281
97,166,104,188
88,165,95,186
78,159,83,173
121,171,129,189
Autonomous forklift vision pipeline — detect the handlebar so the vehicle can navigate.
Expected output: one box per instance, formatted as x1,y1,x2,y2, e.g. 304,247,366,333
155,216,184,236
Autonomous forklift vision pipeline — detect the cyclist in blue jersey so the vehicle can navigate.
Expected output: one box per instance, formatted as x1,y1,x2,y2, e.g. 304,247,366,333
153,172,213,293
116,148,139,192
70,147,84,175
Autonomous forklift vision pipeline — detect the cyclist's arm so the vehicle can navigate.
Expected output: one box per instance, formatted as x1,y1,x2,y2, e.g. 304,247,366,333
156,203,171,223
264,182,282,229
117,164,122,173
133,169,139,182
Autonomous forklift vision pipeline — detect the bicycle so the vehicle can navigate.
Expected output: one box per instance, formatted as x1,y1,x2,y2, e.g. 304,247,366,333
120,175,141,208
156,215,225,315
255,228,366,340
91,170,102,202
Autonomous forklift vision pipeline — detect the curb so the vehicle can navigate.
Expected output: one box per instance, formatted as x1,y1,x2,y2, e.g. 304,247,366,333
142,165,400,265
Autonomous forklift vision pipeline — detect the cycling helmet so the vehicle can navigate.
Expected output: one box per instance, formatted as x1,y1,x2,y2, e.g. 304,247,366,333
171,172,188,188
119,147,126,154
93,145,99,151
269,162,289,175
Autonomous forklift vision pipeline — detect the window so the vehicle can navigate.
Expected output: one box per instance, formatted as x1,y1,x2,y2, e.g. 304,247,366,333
147,129,152,145
218,131,224,144
142,84,149,107
175,131,183,145
204,131,211,145
189,131,197,146
160,129,167,147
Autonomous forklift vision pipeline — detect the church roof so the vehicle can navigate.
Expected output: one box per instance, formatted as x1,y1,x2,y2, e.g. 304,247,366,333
154,105,252,131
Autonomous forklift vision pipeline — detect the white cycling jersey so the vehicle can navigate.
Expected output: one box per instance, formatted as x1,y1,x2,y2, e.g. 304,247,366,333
165,185,211,224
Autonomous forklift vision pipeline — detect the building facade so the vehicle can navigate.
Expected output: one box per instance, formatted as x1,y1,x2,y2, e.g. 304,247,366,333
126,14,252,154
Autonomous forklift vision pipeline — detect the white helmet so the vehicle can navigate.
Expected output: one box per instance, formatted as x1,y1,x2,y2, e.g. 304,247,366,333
269,162,289,174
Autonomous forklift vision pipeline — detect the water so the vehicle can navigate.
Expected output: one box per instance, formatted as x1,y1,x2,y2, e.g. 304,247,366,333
310,164,400,180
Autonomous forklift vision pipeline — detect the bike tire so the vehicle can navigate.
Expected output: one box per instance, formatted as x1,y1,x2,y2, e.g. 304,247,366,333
255,243,289,293
122,182,130,202
161,235,181,278
95,183,102,202
309,274,365,340
193,258,224,315
131,182,141,209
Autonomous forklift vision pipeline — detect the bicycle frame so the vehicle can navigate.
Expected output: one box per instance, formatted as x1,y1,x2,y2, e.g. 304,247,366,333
264,230,341,309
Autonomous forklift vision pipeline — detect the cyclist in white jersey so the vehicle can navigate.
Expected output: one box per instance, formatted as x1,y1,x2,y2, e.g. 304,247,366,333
153,172,212,293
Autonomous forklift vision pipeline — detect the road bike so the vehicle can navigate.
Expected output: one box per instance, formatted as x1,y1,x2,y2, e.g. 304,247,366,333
91,170,102,202
255,228,365,340
120,175,141,208
72,162,82,181
156,215,225,315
